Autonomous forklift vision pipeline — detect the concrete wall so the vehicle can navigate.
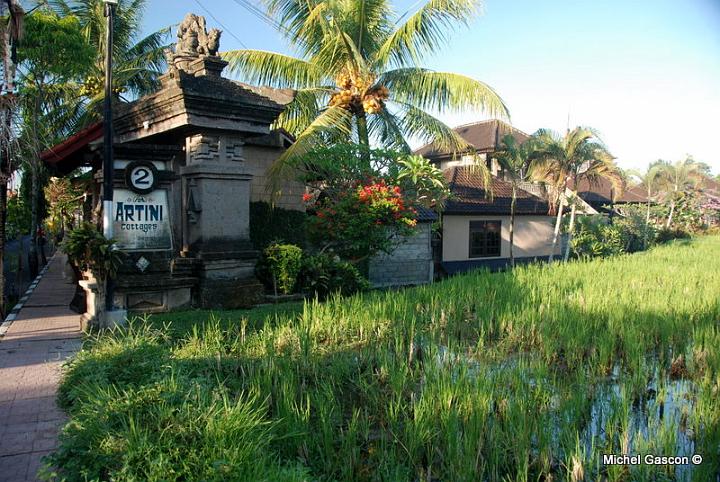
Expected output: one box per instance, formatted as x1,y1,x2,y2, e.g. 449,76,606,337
442,214,559,261
243,145,305,211
369,222,433,288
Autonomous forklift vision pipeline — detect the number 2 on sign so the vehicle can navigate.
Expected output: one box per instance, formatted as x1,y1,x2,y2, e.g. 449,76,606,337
132,167,152,186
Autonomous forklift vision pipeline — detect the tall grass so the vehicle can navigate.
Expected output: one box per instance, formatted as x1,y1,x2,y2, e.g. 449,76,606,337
51,237,720,481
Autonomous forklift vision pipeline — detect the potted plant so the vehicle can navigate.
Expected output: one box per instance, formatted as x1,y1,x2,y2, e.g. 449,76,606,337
62,223,124,327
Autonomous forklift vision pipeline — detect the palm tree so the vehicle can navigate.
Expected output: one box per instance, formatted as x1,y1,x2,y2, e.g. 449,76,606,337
532,127,622,262
45,0,169,122
16,11,94,276
654,158,703,228
626,164,662,224
223,0,508,168
626,164,664,249
493,134,539,267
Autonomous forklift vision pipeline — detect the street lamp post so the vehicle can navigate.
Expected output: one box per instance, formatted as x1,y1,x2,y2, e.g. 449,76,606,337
103,0,117,311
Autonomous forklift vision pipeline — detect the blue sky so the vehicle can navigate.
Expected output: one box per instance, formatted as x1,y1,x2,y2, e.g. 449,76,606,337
141,0,720,173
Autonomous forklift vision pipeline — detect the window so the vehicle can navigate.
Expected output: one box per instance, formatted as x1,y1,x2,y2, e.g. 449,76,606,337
469,220,501,258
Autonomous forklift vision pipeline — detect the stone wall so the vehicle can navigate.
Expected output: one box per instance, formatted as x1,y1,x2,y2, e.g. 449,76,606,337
368,222,433,288
244,145,305,211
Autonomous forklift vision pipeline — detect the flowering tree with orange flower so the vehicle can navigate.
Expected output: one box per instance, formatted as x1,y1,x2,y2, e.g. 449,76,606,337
290,144,448,261
305,179,418,260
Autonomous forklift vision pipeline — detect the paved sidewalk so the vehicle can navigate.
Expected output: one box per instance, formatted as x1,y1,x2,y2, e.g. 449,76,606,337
0,254,81,482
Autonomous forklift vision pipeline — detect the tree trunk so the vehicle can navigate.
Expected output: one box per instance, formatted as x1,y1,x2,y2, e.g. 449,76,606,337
549,196,565,264
356,112,371,166
666,200,675,229
509,183,516,268
645,198,651,249
15,231,22,299
0,177,6,317
563,197,578,262
28,165,39,278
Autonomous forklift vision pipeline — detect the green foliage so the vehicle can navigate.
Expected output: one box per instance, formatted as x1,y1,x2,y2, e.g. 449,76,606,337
290,144,448,261
613,204,658,252
47,0,170,98
570,216,626,259
656,227,691,243
62,223,124,280
297,254,369,300
248,202,307,251
258,243,304,296
50,324,308,481
671,189,706,231
17,12,94,79
19,165,50,225
44,176,83,235
5,194,31,239
53,237,720,480
16,12,93,154
307,179,418,260
395,155,448,209
278,143,402,193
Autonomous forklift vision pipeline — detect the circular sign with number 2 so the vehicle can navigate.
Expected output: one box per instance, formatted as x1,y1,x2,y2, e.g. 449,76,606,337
125,161,158,194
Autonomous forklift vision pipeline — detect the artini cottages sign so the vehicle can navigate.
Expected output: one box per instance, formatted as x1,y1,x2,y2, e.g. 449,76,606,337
113,188,172,250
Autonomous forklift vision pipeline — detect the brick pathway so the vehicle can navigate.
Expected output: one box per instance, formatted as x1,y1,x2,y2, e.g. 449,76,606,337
0,254,81,482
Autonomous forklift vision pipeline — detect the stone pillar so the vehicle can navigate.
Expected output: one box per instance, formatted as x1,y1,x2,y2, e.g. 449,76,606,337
180,133,263,307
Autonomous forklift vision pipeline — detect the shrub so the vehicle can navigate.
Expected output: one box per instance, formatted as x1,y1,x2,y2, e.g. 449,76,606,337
249,202,307,251
289,144,448,262
656,227,691,243
571,216,626,259
297,254,368,300
306,179,418,261
256,243,303,295
62,223,124,280
613,204,658,252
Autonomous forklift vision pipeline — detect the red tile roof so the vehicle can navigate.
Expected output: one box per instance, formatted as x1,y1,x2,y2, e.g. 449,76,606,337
40,122,103,173
443,166,550,215
415,119,529,158
700,176,720,194
567,177,648,207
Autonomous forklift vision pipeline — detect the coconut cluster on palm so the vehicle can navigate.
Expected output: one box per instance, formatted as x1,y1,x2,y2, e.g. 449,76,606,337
328,70,389,115
223,0,508,170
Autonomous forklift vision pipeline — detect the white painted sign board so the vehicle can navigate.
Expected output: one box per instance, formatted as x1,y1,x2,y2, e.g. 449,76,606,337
113,188,172,250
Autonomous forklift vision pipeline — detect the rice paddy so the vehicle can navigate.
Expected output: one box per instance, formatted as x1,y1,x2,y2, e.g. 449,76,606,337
52,236,720,481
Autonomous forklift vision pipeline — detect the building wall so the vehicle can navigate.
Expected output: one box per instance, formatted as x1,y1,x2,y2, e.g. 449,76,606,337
243,145,305,211
438,153,498,172
368,222,433,288
442,214,559,262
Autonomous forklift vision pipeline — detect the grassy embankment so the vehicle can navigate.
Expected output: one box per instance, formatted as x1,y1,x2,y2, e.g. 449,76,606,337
50,237,720,481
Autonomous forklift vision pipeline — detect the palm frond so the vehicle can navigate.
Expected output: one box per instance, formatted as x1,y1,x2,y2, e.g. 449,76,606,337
223,49,325,89
376,0,480,68
367,106,411,153
346,0,393,57
267,105,354,193
381,68,508,118
273,87,332,135
393,100,470,155
339,31,370,77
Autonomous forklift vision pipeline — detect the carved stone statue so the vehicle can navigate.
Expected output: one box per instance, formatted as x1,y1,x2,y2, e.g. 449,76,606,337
200,29,222,56
175,13,222,58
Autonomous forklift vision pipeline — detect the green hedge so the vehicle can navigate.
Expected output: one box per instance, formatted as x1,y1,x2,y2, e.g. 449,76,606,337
249,202,307,251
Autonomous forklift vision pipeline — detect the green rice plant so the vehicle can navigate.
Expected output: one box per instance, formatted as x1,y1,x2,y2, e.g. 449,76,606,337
50,236,720,481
